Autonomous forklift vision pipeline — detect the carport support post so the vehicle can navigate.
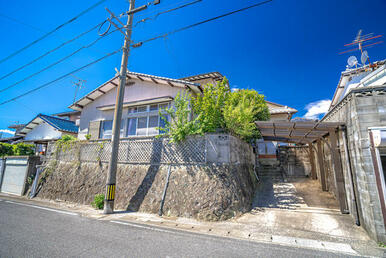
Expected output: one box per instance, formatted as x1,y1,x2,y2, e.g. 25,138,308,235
308,144,317,180
317,139,327,191
329,130,349,214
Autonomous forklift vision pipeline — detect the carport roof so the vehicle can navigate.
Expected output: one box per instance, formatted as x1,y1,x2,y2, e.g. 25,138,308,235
255,120,344,144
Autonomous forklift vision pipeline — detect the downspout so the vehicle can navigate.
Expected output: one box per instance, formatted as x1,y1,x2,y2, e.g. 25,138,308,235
159,165,172,216
341,125,360,226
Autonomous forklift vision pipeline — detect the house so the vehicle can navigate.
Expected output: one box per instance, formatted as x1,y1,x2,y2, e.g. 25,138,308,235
256,59,386,242
52,110,81,122
69,71,221,140
256,101,298,165
322,59,386,241
17,114,78,154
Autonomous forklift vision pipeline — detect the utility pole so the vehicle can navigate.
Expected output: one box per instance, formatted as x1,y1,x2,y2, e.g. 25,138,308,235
103,0,135,214
104,0,160,214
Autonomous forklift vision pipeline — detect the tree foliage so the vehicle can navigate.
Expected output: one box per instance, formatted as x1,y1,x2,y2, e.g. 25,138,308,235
159,91,199,143
0,143,35,157
193,78,230,134
224,89,270,141
159,77,270,142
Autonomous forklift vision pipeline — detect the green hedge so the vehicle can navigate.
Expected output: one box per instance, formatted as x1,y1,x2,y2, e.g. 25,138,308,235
0,143,35,157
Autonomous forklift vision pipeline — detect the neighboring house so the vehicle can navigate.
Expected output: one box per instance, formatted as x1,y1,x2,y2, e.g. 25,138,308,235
266,101,297,121
257,101,298,165
17,114,78,154
0,124,25,143
52,110,81,122
322,59,386,241
69,71,221,140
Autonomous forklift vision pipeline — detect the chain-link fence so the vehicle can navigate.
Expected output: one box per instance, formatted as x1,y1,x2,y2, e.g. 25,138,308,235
47,136,207,165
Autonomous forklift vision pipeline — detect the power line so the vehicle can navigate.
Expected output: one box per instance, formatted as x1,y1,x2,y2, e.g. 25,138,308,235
0,27,121,93
134,0,202,27
0,48,122,106
0,0,107,65
0,21,106,82
0,12,44,33
134,0,272,46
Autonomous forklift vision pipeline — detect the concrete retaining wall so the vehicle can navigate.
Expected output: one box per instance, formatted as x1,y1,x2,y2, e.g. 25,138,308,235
36,134,257,221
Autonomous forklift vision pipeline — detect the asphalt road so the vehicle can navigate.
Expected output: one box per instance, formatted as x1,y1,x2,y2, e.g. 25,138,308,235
0,199,354,258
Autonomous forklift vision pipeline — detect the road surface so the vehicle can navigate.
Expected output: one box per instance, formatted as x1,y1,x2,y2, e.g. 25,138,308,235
0,198,354,257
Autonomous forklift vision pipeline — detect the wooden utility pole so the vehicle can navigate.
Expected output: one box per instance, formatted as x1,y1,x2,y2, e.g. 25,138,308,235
103,0,135,214
103,0,161,214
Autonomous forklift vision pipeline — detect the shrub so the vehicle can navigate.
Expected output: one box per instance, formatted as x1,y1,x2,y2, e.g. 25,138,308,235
85,134,91,140
193,78,230,134
158,91,200,143
91,194,105,210
13,143,35,156
0,143,14,157
223,89,270,142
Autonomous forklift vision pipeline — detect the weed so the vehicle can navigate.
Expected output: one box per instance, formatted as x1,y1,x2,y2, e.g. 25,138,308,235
91,194,105,210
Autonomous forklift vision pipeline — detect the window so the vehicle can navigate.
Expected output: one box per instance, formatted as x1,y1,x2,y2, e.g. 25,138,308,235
137,117,148,136
137,106,147,113
148,115,159,135
99,120,124,139
149,104,158,112
159,103,169,111
126,118,137,136
123,102,171,137
100,120,112,139
128,107,137,114
159,115,169,134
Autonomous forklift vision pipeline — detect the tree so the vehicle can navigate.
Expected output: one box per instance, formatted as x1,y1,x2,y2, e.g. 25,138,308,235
223,89,270,141
159,91,199,143
192,78,230,134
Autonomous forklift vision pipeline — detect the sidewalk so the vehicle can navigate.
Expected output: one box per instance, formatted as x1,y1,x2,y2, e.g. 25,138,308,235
0,192,384,257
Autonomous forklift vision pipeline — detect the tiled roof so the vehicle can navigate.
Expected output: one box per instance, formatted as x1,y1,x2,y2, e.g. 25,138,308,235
18,114,78,135
39,114,78,133
69,71,203,111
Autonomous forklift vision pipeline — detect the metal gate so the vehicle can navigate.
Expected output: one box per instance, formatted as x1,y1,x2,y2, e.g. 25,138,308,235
0,157,29,195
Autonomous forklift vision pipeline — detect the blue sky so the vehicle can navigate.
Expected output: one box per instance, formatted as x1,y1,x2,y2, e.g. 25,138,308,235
0,0,385,135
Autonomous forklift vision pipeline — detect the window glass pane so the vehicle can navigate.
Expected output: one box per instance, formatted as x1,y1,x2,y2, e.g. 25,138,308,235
148,115,158,135
159,115,169,134
137,106,147,113
148,115,158,127
127,118,137,136
100,120,112,139
150,104,158,112
120,119,125,137
159,103,169,111
128,107,137,114
137,117,147,135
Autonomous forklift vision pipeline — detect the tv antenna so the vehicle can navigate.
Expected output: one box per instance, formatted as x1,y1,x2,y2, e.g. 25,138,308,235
339,29,383,67
347,56,358,68
71,74,86,104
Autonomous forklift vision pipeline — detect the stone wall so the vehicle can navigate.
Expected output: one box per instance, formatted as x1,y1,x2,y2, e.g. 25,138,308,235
323,86,386,242
37,134,257,221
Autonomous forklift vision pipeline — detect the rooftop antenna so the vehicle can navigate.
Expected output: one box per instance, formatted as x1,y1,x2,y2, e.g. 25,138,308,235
347,55,358,68
71,74,86,104
339,29,383,67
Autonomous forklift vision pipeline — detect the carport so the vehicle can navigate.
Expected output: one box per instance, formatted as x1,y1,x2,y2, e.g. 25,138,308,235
255,120,349,214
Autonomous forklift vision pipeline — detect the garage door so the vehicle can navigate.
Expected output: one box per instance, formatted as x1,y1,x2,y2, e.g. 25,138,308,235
1,157,28,195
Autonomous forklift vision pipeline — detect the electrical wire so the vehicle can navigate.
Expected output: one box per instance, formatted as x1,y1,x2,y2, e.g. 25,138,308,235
134,0,202,27
0,48,122,106
0,12,44,33
0,21,106,82
134,0,272,46
0,0,107,65
0,27,121,93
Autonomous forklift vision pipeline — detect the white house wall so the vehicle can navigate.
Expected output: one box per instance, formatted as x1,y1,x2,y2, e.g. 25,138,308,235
78,80,189,139
24,122,62,141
